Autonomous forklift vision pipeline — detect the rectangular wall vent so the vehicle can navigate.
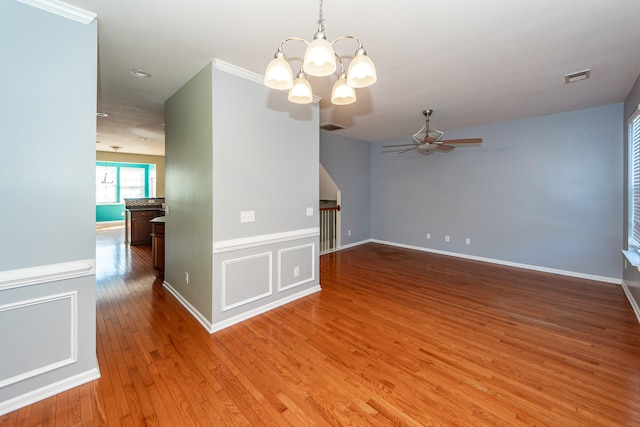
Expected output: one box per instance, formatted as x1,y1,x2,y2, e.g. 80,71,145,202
319,122,345,131
564,69,591,84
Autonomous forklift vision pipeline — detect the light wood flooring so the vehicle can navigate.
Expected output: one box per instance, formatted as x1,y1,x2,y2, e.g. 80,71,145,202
3,224,640,426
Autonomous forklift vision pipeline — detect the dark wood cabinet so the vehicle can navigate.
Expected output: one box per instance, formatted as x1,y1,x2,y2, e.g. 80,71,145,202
151,220,165,274
129,210,162,245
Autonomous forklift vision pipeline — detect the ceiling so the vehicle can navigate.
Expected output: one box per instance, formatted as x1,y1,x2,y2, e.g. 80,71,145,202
62,0,640,157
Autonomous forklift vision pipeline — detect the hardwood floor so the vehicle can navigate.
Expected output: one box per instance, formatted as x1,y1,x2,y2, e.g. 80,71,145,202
3,225,640,426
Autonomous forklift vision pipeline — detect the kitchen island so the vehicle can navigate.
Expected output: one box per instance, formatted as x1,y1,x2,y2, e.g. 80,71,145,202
124,198,165,245
150,216,165,274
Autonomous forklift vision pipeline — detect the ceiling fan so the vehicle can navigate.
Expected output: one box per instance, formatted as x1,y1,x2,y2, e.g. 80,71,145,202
383,109,482,155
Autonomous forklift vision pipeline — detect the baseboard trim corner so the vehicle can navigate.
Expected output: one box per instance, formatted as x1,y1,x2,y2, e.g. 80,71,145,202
211,285,321,333
162,280,214,333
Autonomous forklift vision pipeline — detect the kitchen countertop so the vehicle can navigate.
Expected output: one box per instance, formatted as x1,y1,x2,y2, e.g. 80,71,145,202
126,206,164,211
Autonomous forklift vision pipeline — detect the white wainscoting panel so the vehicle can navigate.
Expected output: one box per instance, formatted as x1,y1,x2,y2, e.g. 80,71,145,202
278,243,315,291
0,292,77,388
221,252,273,311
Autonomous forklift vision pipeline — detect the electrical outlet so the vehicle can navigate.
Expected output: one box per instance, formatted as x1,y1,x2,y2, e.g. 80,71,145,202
306,207,313,216
348,230,352,236
294,266,300,277
466,238,471,245
185,272,189,284
426,233,431,239
240,210,255,223
445,235,450,242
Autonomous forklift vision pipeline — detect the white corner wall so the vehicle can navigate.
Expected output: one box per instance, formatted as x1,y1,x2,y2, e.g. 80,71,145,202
0,1,99,415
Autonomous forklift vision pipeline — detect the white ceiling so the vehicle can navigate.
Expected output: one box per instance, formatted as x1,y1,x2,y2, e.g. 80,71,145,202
62,0,640,157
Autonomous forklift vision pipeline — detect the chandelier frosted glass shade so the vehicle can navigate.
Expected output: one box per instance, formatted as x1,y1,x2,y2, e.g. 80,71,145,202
347,50,377,88
331,73,356,105
264,0,377,105
303,37,336,77
264,55,294,90
288,73,313,104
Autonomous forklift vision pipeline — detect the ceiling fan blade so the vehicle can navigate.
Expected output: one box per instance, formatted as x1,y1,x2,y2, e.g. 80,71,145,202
436,145,455,152
398,146,418,154
440,138,483,144
382,143,419,148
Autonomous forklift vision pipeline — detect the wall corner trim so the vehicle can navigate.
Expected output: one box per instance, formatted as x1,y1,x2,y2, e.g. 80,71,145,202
17,0,97,24
213,59,322,103
0,259,96,291
214,59,264,85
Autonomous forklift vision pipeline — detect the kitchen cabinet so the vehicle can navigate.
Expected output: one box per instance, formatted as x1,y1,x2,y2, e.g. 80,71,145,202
151,217,165,274
128,209,162,245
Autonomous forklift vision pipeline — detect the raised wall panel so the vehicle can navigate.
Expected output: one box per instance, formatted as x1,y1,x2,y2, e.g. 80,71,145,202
221,252,272,311
278,243,315,291
0,292,77,388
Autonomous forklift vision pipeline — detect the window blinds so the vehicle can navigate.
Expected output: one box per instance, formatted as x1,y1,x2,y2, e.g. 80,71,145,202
630,106,640,247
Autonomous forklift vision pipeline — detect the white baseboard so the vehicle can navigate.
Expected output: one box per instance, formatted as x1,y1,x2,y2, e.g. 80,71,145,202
164,280,322,334
210,285,321,333
368,239,622,284
321,239,372,254
321,239,621,284
0,367,100,416
621,281,640,324
162,280,214,332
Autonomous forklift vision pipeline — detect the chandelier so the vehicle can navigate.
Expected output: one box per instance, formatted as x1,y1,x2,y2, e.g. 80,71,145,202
263,0,377,105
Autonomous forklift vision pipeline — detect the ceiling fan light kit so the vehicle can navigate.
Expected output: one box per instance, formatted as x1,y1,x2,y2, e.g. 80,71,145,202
382,109,483,155
264,0,377,105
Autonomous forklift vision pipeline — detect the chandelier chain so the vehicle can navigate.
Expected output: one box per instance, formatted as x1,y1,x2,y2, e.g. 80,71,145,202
317,0,325,31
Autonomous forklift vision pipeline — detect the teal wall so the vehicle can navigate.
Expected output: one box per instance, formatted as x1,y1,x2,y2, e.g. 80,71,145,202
95,161,154,222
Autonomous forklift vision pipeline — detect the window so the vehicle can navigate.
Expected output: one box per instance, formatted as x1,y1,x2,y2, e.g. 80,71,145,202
629,105,640,248
95,162,155,204
96,165,118,203
120,167,146,200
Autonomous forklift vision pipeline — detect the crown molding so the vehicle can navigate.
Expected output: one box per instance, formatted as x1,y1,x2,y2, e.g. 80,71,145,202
214,59,322,104
17,0,97,25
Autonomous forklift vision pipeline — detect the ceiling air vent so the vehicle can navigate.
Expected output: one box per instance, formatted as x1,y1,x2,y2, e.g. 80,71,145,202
319,122,345,131
564,69,591,84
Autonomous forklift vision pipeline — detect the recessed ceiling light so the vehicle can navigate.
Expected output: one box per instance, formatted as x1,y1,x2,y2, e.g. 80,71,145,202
319,122,345,131
129,68,151,78
96,112,109,117
564,69,590,84
139,137,150,142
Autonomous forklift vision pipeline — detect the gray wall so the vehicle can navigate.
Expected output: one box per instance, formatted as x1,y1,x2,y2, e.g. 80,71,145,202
623,72,640,313
210,65,320,330
164,61,321,331
0,1,99,413
164,62,214,322
371,104,623,281
320,132,372,245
